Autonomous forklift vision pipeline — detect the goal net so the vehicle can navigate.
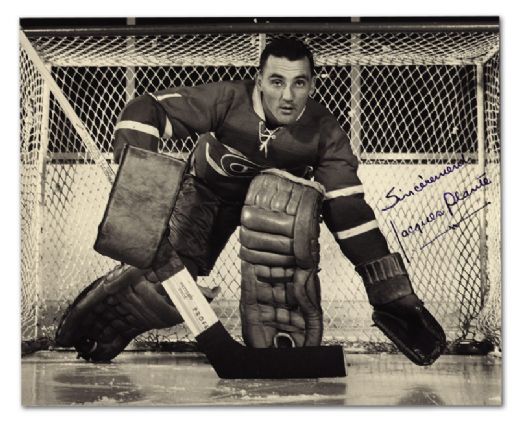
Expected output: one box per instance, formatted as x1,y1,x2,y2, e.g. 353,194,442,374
20,26,501,353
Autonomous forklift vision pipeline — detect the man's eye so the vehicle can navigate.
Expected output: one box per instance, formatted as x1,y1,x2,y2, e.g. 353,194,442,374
271,80,283,87
295,80,307,88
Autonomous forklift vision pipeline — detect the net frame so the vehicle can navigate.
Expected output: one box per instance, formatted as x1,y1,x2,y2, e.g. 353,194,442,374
20,22,501,353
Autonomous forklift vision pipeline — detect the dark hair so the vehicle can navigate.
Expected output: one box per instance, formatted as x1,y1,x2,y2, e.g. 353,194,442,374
259,38,315,76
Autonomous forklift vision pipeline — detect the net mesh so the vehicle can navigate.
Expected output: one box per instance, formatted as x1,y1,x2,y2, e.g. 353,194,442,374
20,31,501,351
475,53,501,349
20,47,45,340
30,32,499,66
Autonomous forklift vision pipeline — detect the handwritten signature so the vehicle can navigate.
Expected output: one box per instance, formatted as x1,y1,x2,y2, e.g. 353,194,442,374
396,173,492,238
419,202,491,250
381,154,467,212
443,173,492,216
389,173,493,257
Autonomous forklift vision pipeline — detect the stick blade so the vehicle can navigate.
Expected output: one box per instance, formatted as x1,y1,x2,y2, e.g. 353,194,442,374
196,322,346,379
236,345,347,379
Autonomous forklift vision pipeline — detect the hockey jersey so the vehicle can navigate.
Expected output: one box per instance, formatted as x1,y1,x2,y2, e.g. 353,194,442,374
113,80,389,266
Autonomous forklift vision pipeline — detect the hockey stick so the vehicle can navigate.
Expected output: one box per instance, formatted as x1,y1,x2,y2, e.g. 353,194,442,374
161,265,346,379
22,31,345,379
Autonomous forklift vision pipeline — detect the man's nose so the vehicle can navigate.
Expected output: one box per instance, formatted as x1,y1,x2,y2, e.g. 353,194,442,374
282,85,294,101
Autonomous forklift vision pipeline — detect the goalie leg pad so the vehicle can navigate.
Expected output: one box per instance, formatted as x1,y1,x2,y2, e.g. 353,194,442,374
55,264,184,362
239,169,325,348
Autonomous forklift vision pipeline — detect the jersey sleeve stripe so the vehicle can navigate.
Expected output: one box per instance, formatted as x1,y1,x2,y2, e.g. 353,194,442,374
153,93,183,101
325,185,364,199
115,120,160,139
333,219,379,240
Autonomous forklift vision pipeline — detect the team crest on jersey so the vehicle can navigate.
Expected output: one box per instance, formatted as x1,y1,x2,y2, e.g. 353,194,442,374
220,153,263,177
204,140,265,178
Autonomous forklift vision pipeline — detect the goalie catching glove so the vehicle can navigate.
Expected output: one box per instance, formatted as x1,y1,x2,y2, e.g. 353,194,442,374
356,253,447,365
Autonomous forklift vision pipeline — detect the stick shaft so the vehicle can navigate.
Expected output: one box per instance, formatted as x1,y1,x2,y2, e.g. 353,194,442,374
161,268,218,336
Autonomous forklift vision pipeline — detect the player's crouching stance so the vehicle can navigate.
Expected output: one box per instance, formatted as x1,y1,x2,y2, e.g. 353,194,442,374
56,37,446,368
56,156,445,367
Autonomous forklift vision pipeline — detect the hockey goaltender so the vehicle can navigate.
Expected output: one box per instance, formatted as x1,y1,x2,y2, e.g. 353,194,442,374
55,38,446,378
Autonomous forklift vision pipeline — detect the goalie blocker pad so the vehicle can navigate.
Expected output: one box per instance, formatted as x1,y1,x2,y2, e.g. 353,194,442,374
95,144,187,269
239,169,326,348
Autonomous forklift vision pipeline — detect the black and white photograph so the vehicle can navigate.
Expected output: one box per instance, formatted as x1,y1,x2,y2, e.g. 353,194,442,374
19,16,501,407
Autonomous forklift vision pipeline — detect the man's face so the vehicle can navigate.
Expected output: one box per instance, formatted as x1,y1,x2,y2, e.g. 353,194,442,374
257,55,315,126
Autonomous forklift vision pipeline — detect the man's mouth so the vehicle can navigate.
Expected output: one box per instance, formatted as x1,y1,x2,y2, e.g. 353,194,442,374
279,106,295,114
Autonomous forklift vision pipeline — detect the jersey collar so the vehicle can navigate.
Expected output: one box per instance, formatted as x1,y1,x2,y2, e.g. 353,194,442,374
252,84,266,121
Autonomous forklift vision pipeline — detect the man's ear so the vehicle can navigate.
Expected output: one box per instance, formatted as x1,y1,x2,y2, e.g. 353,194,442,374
255,72,263,92
309,75,317,96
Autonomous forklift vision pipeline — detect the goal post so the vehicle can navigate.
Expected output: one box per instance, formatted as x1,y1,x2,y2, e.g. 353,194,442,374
19,21,501,353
